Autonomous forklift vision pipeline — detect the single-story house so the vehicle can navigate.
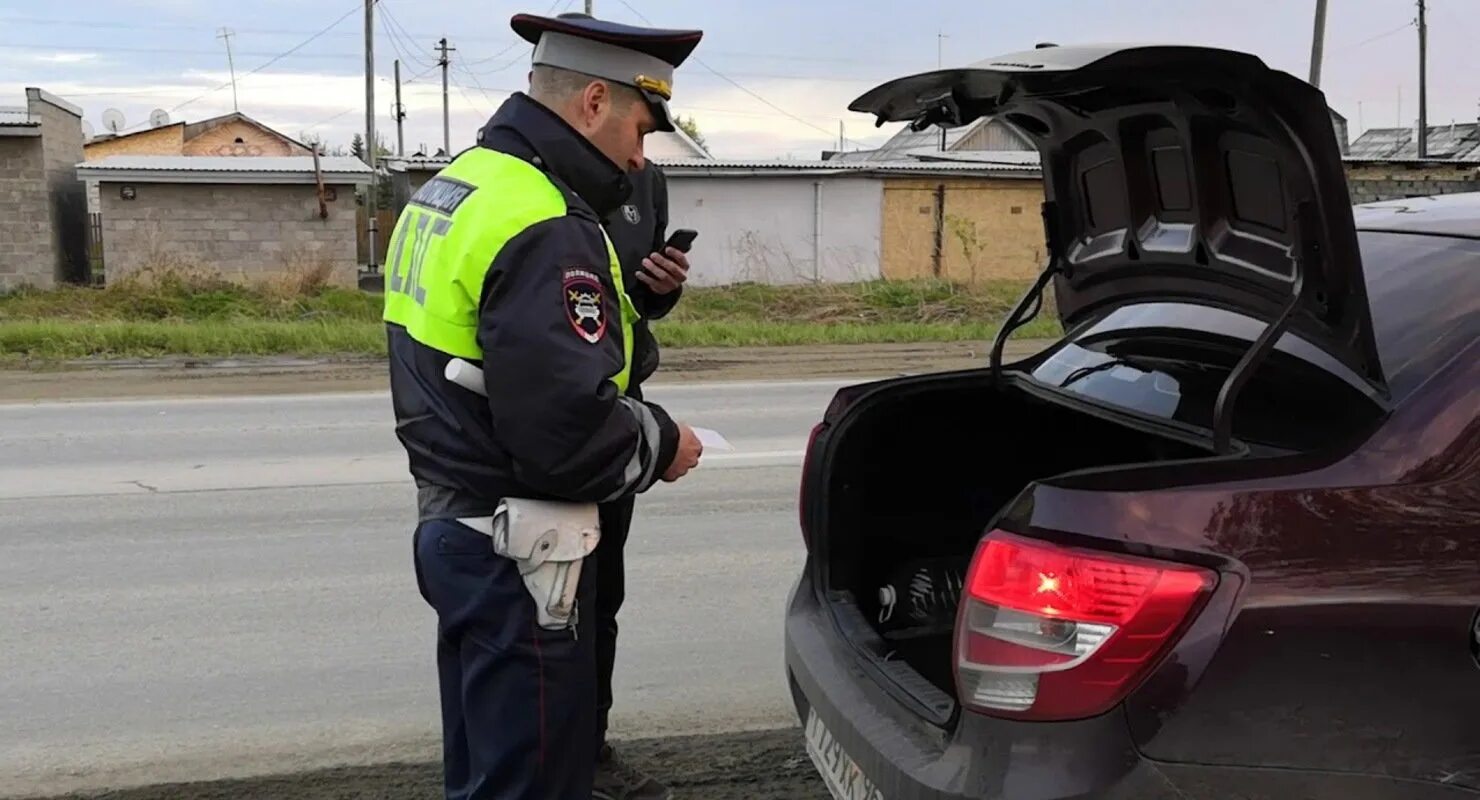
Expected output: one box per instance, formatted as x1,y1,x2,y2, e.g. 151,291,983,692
76,155,373,287
81,112,315,213
0,88,87,291
383,155,1044,286
384,126,710,218
83,111,314,160
657,159,1045,286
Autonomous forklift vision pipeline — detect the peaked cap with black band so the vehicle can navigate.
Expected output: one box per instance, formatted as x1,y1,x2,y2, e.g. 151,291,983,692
511,11,703,132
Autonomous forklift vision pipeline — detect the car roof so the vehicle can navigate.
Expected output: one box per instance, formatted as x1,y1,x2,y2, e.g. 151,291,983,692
1353,191,1480,240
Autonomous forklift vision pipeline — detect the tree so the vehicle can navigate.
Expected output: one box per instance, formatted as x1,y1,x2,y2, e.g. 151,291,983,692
350,133,366,163
298,131,347,157
674,115,707,151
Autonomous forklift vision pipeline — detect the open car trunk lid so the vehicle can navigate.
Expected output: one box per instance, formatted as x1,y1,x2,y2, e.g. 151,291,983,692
849,44,1390,402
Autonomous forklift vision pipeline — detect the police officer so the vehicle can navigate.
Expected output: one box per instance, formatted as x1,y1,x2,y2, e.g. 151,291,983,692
479,15,690,798
384,11,704,800
592,162,685,800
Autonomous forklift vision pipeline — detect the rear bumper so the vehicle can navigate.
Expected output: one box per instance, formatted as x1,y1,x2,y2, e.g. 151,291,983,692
783,569,1183,800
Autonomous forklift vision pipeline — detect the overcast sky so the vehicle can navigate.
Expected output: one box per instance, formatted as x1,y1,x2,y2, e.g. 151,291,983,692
0,0,1473,159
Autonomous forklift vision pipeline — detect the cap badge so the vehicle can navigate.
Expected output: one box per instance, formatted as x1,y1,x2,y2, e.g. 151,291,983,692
634,74,672,99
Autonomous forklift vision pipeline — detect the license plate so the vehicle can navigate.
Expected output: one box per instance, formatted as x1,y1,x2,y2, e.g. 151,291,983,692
805,707,885,800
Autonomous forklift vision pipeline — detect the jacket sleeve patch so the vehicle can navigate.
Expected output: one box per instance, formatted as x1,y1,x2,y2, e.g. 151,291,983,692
562,267,607,344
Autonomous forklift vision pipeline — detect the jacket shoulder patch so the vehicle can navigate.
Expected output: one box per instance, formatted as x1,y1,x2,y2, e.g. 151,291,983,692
562,267,606,344
409,176,476,216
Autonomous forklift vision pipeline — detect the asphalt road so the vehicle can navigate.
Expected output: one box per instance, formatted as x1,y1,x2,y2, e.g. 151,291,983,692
0,379,851,798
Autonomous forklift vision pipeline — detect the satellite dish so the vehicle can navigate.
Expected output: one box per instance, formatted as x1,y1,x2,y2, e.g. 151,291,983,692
81,120,95,140
149,109,170,128
102,108,126,133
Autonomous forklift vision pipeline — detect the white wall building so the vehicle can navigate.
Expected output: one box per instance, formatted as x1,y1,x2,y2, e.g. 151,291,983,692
385,156,1043,287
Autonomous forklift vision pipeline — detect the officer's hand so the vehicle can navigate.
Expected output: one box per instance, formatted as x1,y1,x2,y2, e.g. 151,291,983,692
637,247,689,295
663,422,703,482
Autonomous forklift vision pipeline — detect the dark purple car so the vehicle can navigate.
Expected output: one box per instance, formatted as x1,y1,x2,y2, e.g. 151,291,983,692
784,44,1480,800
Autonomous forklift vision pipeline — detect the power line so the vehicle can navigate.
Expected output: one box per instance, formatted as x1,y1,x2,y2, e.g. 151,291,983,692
378,1,440,70
0,14,923,65
1337,18,1416,51
302,62,440,133
610,0,860,147
0,41,365,59
4,40,894,85
116,3,362,131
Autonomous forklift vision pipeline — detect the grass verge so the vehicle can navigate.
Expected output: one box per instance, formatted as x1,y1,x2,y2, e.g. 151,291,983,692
0,269,1060,360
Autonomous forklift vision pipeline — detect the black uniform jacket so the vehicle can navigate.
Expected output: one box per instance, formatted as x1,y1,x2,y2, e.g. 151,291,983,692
598,162,680,389
387,93,681,521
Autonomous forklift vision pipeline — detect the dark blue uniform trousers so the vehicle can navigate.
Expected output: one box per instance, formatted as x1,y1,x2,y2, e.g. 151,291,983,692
413,518,598,800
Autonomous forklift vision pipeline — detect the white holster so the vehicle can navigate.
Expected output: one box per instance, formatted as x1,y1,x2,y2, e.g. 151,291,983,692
465,498,600,631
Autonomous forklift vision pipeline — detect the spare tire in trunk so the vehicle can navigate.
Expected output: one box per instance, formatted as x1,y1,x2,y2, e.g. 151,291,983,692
817,371,1215,699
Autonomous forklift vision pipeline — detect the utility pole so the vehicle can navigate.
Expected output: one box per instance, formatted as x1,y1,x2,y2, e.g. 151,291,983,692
365,0,378,274
1308,0,1328,87
937,32,947,68
393,59,406,157
585,0,593,13
1417,0,1428,158
436,37,456,155
217,28,239,112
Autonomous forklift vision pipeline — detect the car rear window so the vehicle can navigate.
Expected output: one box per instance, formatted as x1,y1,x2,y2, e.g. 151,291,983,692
1028,311,1380,450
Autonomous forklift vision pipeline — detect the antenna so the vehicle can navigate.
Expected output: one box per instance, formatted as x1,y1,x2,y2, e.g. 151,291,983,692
149,109,171,128
217,27,239,113
102,108,126,133
81,119,95,140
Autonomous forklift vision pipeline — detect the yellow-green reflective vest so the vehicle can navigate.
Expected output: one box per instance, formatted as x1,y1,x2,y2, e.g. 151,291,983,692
381,148,639,395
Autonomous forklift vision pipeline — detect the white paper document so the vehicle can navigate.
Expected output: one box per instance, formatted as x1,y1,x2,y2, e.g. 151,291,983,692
692,426,735,451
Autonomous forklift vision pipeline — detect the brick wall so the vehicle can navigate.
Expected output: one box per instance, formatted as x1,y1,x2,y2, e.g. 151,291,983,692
30,89,87,282
0,137,54,291
82,125,185,160
98,181,360,286
183,119,310,157
1344,163,1480,204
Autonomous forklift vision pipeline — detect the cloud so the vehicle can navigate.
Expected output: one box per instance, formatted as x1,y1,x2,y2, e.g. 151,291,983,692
32,52,100,65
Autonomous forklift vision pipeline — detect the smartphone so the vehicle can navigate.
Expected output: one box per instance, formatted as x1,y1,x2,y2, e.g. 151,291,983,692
664,228,698,253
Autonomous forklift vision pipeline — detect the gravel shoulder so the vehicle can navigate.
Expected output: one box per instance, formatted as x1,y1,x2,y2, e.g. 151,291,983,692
23,728,826,800
0,340,1052,403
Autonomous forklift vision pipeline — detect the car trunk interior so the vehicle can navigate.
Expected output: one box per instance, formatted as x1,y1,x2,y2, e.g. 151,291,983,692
820,371,1214,703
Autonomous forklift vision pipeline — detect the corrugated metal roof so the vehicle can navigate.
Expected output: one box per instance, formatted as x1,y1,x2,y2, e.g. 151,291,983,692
655,158,1042,178
1347,124,1480,162
0,106,35,126
866,118,989,159
76,155,374,185
79,155,372,173
904,149,1041,165
386,155,1040,177
385,155,452,172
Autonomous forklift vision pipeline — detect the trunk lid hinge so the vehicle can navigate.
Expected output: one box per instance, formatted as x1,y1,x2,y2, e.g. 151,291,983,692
991,200,1063,383
1211,200,1315,455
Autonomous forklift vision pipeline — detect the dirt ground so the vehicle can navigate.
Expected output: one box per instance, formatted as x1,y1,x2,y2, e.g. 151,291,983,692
0,340,1052,403
27,728,827,800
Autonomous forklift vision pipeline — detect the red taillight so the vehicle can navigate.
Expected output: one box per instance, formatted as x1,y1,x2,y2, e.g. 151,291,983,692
798,422,825,549
954,531,1215,721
